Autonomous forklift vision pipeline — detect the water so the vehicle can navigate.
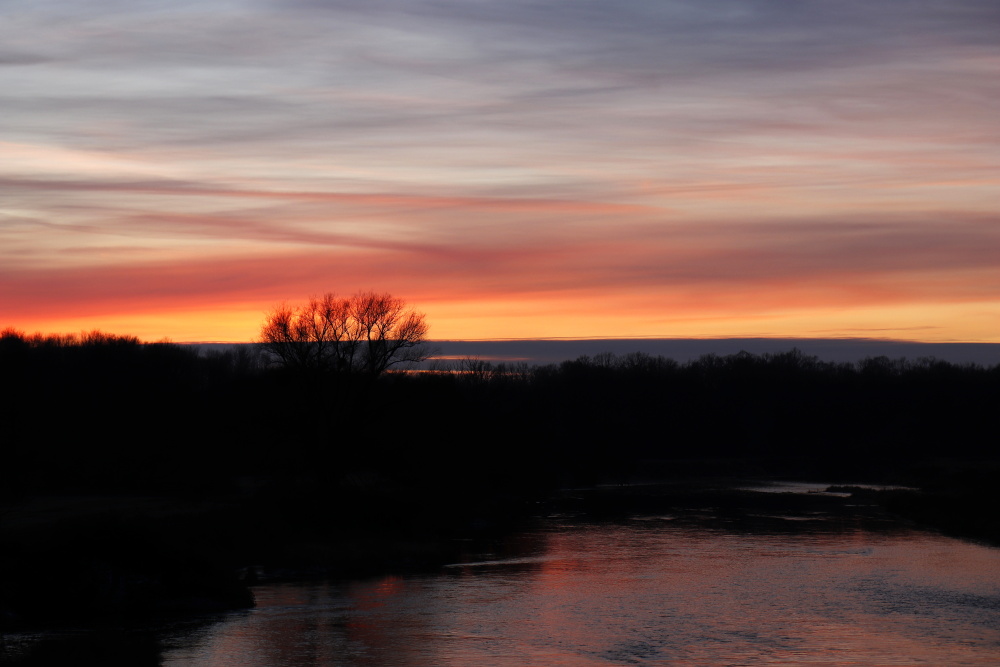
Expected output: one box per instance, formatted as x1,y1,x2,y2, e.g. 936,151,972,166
157,511,1000,666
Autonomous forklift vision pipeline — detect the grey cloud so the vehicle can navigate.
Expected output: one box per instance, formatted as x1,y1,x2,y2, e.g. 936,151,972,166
278,0,1000,79
16,0,996,85
0,51,54,66
5,0,994,162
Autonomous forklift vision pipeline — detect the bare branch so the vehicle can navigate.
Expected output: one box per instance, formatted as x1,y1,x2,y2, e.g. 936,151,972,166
258,291,429,376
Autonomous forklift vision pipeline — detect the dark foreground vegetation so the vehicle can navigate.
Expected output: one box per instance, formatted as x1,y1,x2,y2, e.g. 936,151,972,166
2,328,999,634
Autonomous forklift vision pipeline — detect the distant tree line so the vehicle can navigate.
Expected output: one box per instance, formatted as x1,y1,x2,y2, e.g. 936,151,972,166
4,325,998,501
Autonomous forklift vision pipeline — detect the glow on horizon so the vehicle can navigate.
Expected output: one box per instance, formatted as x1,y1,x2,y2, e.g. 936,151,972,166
3,2,999,344
8,295,998,345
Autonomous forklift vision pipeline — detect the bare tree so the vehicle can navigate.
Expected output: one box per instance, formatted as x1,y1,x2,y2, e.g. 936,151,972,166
259,292,429,376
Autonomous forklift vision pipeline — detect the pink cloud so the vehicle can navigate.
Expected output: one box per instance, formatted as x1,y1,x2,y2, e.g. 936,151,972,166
4,211,997,330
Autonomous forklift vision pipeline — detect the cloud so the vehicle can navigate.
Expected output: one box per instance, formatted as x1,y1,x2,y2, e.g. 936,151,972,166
7,0,996,155
3,0,998,340
4,209,997,324
0,51,53,66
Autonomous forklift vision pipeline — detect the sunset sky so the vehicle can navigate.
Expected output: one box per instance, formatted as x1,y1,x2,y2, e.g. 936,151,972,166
3,0,998,343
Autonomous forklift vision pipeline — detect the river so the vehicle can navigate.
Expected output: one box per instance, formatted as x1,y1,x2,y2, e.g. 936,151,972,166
152,482,1000,666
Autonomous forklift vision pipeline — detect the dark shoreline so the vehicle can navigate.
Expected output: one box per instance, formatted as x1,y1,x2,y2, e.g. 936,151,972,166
3,465,997,632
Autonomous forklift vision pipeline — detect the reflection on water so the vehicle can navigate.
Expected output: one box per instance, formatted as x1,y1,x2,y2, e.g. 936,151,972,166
161,519,1000,666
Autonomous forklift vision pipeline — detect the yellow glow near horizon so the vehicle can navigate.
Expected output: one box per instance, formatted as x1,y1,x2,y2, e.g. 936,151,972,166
7,297,998,345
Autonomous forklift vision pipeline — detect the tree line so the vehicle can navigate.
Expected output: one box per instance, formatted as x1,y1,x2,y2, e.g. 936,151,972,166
3,288,999,509
3,320,998,500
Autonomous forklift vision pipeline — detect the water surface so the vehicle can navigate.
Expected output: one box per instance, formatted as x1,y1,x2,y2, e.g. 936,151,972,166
160,512,1000,666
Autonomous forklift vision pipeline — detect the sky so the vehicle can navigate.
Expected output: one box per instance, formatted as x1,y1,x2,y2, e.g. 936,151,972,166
2,0,999,343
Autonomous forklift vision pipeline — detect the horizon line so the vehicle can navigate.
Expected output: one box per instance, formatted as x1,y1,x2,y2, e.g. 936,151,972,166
183,335,1000,346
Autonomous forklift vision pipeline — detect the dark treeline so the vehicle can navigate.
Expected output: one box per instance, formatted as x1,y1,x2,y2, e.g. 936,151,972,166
2,329,999,626
4,328,999,499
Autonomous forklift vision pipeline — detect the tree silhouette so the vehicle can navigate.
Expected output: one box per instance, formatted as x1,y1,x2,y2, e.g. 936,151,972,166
259,292,429,376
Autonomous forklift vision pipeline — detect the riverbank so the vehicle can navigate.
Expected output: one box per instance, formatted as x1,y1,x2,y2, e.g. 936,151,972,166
0,480,537,630
870,460,1000,546
3,460,998,635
